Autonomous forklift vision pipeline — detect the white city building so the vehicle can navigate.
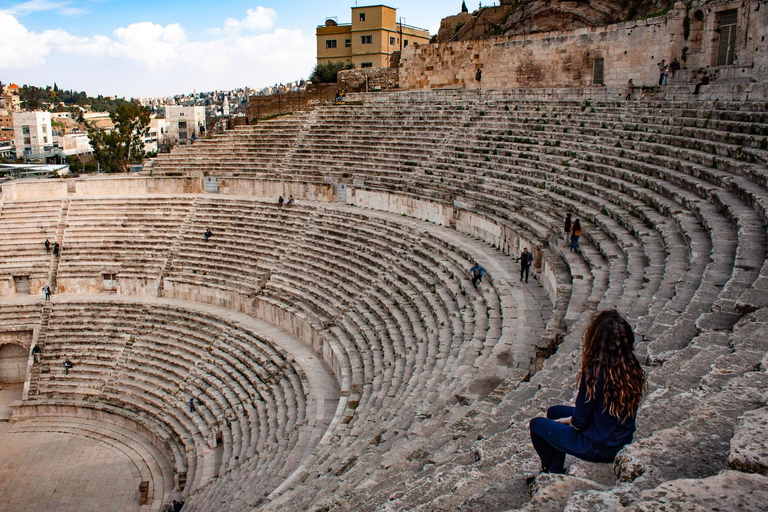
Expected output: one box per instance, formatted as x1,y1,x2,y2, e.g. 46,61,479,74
144,118,172,153
13,111,54,160
53,133,93,158
165,106,205,143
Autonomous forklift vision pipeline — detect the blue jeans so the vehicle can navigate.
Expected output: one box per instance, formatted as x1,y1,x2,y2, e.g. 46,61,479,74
529,406,618,474
569,235,580,252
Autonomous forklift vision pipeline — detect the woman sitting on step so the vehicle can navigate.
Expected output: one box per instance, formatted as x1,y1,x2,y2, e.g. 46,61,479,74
528,310,646,479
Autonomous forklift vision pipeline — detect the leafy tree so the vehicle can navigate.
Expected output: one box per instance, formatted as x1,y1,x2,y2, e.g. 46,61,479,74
87,103,150,173
309,61,355,84
65,154,98,174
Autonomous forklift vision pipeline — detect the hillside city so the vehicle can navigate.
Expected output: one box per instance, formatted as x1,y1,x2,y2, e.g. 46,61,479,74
0,79,307,179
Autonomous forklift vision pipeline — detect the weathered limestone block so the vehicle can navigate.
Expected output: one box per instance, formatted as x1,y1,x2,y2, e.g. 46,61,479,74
338,68,398,92
438,13,474,43
727,407,768,476
521,473,606,512
626,470,768,511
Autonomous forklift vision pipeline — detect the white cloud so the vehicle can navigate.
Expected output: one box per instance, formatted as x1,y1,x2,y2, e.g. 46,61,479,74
209,6,277,35
0,11,316,97
110,22,188,67
0,13,56,67
1,0,89,16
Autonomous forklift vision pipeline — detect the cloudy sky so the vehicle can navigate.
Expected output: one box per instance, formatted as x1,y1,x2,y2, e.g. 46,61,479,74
0,0,465,98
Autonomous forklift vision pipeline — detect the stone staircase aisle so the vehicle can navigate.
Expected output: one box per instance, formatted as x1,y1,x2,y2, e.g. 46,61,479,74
157,197,199,297
22,302,52,400
48,199,69,293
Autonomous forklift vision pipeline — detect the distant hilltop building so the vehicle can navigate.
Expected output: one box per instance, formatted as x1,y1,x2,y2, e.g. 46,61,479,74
317,5,430,68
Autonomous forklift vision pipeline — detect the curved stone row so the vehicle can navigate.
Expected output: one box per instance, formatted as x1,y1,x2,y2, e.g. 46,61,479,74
19,298,313,500
0,192,548,510
315,95,768,510
147,90,768,510
150,112,312,176
176,201,546,511
3,87,767,510
57,196,196,295
0,199,61,295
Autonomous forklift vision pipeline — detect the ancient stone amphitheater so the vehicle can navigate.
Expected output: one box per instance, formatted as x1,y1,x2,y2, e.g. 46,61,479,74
2,87,768,511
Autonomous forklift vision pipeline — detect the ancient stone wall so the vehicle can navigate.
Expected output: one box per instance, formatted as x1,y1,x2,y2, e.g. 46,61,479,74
338,68,399,92
246,84,336,121
0,176,204,200
401,1,767,90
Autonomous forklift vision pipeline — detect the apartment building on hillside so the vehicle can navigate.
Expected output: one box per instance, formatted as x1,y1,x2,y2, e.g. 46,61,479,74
13,111,54,161
317,5,430,69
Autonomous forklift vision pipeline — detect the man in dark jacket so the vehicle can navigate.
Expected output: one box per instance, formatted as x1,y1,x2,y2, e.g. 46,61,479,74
520,248,533,283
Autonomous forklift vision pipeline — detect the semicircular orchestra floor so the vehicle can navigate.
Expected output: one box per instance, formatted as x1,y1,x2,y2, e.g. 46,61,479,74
0,410,171,512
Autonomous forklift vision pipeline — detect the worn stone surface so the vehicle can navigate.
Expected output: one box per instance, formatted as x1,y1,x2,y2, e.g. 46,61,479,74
401,1,768,91
627,471,768,511
520,473,605,512
457,478,530,511
727,407,768,476
338,67,399,92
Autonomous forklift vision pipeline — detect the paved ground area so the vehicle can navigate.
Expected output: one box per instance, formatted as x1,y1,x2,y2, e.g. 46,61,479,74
0,384,22,420
0,421,143,512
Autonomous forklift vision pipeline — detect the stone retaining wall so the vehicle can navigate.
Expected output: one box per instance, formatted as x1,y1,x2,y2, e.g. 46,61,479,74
338,68,399,92
400,0,768,91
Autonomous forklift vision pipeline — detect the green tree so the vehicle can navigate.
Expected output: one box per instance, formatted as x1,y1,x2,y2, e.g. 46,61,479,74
309,61,355,84
87,103,150,173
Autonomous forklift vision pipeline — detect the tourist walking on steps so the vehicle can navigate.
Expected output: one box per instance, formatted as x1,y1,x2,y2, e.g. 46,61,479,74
278,195,284,208
520,247,533,283
625,79,635,101
42,284,51,301
528,310,646,480
657,60,668,86
563,213,572,248
53,242,60,257
32,345,42,364
469,262,487,288
570,219,582,252
44,239,51,253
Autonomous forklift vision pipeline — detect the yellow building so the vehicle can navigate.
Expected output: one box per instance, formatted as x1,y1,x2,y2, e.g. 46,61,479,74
317,5,431,68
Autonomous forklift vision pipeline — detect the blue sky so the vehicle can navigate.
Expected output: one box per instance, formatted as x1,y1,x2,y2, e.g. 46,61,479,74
0,1,465,98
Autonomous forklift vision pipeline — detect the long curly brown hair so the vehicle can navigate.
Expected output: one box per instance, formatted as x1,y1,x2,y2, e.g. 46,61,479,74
579,310,646,422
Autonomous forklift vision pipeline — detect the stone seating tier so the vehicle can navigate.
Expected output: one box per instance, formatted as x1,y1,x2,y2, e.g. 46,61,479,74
150,91,768,510
26,299,311,499
4,88,767,511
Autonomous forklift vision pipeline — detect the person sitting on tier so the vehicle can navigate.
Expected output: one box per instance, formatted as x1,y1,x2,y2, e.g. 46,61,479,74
528,310,646,482
693,71,710,95
285,195,295,207
204,227,213,241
